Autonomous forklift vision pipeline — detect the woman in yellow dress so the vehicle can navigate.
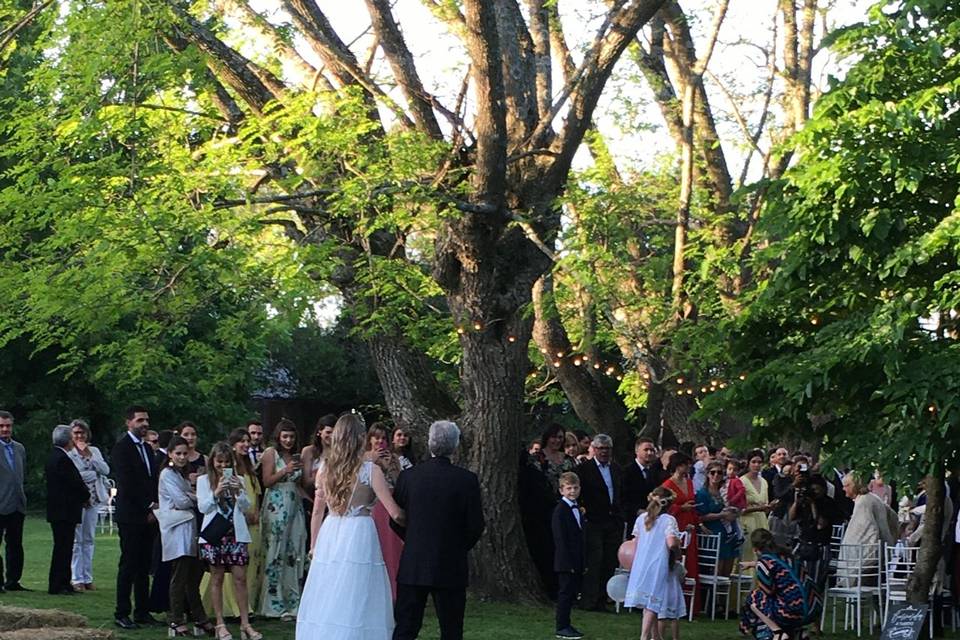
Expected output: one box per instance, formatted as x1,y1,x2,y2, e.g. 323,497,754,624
739,449,772,573
201,428,263,617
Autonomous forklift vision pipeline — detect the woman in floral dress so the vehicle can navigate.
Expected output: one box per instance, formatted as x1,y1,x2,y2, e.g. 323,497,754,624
257,418,307,620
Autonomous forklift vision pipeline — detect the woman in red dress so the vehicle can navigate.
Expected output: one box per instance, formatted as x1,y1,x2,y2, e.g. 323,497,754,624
662,451,701,616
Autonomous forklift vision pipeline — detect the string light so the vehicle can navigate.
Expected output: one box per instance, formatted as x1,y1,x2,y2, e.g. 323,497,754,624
473,322,482,331
593,363,601,370
573,359,582,366
616,375,623,381
739,374,746,381
552,361,561,368
539,348,547,354
676,377,684,384
811,317,819,326
686,389,693,395
582,355,590,361
606,367,615,375
556,351,565,358
456,327,465,335
508,336,516,343
701,387,707,393
677,390,684,396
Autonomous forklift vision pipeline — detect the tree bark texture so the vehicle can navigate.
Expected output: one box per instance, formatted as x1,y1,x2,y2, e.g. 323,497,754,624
907,473,945,605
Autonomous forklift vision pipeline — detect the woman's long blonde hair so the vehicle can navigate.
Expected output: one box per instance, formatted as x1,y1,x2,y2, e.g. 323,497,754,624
322,414,367,515
644,486,675,531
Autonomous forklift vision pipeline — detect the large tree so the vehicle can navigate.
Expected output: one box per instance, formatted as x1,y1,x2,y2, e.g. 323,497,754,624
712,0,960,603
3,0,668,596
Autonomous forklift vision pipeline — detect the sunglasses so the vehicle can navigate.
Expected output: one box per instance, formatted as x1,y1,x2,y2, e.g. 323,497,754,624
708,470,724,476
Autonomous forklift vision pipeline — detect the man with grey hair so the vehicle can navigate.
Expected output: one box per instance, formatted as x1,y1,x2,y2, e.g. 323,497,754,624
577,433,623,612
0,410,27,592
391,420,485,640
45,425,89,595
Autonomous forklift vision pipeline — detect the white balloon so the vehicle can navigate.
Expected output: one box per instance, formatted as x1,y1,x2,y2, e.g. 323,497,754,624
606,573,629,603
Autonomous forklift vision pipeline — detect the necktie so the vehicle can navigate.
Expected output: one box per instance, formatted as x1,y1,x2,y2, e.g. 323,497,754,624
2,441,13,471
138,442,151,473
641,466,647,481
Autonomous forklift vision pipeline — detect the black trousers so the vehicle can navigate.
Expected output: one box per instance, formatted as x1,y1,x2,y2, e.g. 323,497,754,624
393,583,466,640
555,570,583,630
116,522,157,619
0,511,25,588
169,556,207,624
581,520,621,609
49,520,76,593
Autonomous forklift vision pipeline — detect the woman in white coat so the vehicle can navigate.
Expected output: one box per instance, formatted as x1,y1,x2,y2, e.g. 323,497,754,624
158,436,212,637
67,419,110,591
198,442,261,640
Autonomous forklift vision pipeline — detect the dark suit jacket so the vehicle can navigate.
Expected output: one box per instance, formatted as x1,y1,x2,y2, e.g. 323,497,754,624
621,459,665,522
391,456,485,589
111,432,157,524
46,448,89,524
551,499,584,573
577,459,622,527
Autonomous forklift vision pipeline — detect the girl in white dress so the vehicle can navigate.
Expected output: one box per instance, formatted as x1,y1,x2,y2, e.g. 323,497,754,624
625,486,686,640
296,413,405,640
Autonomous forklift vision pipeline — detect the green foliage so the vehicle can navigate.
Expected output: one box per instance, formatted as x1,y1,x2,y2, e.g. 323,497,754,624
709,0,960,480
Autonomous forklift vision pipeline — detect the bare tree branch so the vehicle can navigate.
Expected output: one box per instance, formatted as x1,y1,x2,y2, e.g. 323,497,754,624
364,0,444,138
214,0,319,88
166,4,285,115
0,0,54,66
546,0,667,191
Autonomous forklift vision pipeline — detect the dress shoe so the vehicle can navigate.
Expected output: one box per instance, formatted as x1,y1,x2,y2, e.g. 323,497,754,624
115,617,140,630
48,587,75,595
84,583,96,591
556,627,584,639
5,583,31,591
134,613,162,625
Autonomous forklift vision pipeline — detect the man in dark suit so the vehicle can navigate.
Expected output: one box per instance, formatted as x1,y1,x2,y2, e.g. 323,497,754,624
762,446,789,487
552,472,585,639
111,405,159,629
391,420,484,640
576,433,623,612
621,436,665,524
46,425,90,595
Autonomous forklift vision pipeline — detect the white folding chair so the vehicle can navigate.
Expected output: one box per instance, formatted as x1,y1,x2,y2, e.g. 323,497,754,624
882,544,955,638
822,542,882,636
829,523,846,569
697,532,732,620
679,531,696,621
96,479,116,535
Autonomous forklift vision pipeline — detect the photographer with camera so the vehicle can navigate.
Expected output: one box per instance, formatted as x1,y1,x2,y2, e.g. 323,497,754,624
789,472,842,602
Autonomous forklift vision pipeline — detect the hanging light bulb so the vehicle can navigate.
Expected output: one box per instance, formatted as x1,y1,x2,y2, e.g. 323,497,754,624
573,359,582,366
508,336,517,343
456,326,465,335
473,322,482,331
676,377,684,384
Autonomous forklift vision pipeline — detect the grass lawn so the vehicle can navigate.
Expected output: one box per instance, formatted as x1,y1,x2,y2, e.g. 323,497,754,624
0,515,911,639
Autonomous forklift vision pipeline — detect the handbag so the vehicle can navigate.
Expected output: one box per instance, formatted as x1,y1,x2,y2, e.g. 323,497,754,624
201,512,232,546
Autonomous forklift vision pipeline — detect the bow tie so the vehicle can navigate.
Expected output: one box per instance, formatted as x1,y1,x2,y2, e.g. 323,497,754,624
569,502,579,508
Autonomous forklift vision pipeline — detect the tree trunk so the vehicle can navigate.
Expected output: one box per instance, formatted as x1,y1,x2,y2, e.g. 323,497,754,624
907,472,946,605
366,333,460,455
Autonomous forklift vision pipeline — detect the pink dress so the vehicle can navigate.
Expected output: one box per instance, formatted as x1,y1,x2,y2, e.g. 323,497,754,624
372,502,403,600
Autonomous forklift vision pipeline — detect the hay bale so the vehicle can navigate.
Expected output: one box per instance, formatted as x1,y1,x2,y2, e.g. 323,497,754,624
0,606,88,631
0,628,112,640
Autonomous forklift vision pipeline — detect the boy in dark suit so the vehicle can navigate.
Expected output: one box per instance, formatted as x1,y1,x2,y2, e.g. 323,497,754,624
552,472,585,640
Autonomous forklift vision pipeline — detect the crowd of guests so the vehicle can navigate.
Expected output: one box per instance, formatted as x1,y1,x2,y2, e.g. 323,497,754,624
521,427,960,640
1,405,959,640
0,407,418,640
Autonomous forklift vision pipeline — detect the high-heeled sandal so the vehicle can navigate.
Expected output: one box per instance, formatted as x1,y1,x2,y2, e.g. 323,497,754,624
168,623,191,638
214,624,232,640
240,624,262,640
193,621,216,637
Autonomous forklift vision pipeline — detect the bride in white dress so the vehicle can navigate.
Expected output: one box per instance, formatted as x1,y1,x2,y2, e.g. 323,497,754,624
296,413,405,640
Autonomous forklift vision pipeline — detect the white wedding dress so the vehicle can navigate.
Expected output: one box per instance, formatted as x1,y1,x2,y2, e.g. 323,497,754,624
296,461,394,640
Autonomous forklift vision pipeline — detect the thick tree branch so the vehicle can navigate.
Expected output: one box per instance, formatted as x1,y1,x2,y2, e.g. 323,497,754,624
525,0,552,120
546,0,667,191
0,0,54,65
463,0,508,208
166,4,285,115
214,0,319,88
364,0,444,139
